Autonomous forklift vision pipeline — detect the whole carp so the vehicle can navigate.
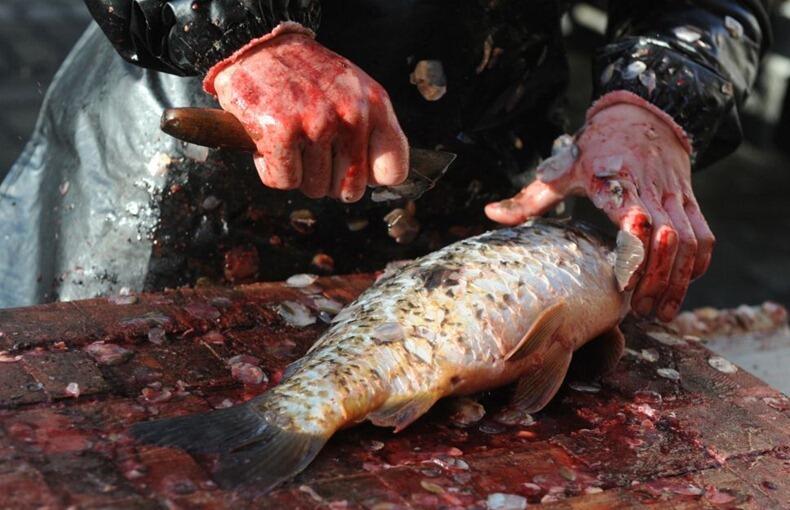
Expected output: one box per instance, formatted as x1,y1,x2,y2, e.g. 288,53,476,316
132,219,644,490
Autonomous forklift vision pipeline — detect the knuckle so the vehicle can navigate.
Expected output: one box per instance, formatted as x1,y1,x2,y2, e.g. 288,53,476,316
269,120,302,144
305,111,337,142
312,123,336,144
665,226,679,245
368,83,388,104
682,192,698,208
337,103,366,128
699,232,716,251
266,163,301,190
681,234,698,253
656,225,678,250
284,121,304,141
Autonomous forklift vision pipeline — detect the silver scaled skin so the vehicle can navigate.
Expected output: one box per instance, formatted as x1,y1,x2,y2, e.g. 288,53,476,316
263,219,627,436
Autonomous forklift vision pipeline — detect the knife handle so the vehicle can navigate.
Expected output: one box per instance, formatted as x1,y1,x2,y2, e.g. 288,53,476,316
161,108,257,152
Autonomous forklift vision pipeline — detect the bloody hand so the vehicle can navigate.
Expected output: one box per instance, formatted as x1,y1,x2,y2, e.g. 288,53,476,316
210,30,409,202
485,102,715,322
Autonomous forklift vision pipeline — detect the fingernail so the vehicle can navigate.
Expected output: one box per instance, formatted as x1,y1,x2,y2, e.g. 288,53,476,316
636,297,654,316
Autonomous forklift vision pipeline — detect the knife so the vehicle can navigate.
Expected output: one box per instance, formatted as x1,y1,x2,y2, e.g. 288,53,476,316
160,108,456,201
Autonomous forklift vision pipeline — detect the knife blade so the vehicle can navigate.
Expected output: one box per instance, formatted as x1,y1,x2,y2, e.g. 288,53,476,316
160,108,456,201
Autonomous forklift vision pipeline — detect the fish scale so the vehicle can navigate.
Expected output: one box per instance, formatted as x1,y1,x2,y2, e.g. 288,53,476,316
131,219,644,491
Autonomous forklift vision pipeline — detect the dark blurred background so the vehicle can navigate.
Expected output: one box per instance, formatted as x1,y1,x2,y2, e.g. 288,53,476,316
1,0,789,311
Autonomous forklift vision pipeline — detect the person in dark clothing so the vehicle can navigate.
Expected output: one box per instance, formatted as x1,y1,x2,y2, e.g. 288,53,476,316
0,1,771,320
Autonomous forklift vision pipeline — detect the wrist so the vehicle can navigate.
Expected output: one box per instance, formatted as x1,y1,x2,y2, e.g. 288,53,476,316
203,22,315,96
587,90,692,156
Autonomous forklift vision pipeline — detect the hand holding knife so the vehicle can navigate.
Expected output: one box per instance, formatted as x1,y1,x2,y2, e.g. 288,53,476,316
161,108,456,201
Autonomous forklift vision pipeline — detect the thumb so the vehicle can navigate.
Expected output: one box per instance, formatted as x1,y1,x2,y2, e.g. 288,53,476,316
485,180,566,225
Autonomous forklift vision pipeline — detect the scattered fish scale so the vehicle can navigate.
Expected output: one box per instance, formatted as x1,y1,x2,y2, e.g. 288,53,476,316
648,330,687,346
277,301,317,327
487,492,527,510
141,386,172,404
449,398,486,428
707,356,738,374
493,407,536,427
286,274,319,288
147,327,166,345
65,382,81,398
312,297,344,315
84,341,133,366
568,381,602,393
657,368,681,381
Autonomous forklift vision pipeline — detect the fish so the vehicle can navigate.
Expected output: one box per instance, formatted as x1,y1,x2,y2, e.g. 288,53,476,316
131,218,644,491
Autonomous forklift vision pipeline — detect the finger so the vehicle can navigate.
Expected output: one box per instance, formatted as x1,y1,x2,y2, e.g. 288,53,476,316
366,87,408,186
253,144,303,191
300,142,332,198
685,196,716,279
331,138,368,203
368,124,409,187
485,180,566,225
631,193,678,317
657,194,697,321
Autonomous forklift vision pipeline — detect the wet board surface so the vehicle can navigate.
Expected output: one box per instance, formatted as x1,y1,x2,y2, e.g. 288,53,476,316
0,275,787,509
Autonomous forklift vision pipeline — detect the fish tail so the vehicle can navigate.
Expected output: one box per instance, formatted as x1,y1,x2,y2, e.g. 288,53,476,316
131,395,328,491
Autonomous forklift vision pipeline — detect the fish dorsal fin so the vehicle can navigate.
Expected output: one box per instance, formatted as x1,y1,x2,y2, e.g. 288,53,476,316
568,326,625,380
368,393,439,433
512,343,573,413
505,301,566,362
614,230,645,291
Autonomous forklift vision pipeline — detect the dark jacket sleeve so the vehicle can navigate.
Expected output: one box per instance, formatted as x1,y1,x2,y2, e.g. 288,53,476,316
596,1,772,167
83,0,321,76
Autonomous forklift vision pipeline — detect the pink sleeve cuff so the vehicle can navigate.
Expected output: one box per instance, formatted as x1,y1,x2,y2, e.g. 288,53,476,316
203,22,316,96
586,90,693,156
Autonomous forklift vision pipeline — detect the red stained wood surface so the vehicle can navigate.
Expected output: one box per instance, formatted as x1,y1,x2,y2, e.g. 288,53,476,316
0,275,787,509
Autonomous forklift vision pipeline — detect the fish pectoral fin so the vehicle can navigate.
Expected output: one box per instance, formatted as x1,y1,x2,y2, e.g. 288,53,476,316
614,230,646,291
131,397,328,492
505,301,566,362
368,393,439,433
512,343,573,414
569,326,625,379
